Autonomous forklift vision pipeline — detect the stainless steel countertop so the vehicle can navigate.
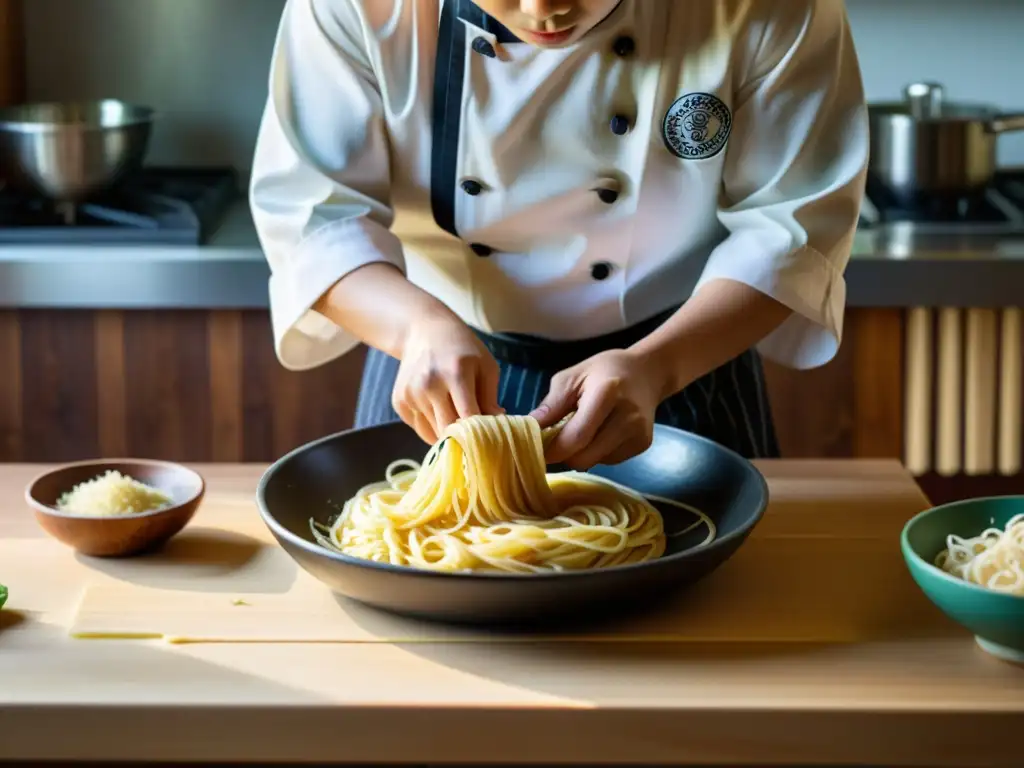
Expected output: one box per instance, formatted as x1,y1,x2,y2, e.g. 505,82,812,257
1,202,1023,309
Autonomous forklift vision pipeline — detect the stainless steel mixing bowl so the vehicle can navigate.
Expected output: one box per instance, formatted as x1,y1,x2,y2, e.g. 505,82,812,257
0,100,154,201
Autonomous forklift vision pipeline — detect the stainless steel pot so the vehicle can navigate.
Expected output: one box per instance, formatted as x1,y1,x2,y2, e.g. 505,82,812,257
0,99,154,202
868,82,1024,202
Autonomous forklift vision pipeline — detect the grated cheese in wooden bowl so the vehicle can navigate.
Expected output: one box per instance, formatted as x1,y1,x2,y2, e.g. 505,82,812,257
56,471,173,516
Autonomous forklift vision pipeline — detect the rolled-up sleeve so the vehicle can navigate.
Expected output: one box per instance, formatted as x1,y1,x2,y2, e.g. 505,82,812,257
694,0,868,370
250,0,403,371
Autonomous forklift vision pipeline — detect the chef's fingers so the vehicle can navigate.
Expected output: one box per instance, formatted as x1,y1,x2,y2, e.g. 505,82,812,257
477,356,505,416
413,412,438,444
430,395,460,437
564,410,652,470
395,396,436,444
392,392,414,427
447,362,483,420
530,370,578,429
545,381,615,464
408,384,444,442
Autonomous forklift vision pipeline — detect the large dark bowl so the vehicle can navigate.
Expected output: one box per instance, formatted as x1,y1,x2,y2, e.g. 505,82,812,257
256,422,769,626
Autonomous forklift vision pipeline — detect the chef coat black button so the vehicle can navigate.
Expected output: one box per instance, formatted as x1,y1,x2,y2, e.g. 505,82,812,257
612,35,635,57
590,262,613,281
596,188,619,204
472,37,496,58
610,114,631,135
461,179,483,196
470,243,494,257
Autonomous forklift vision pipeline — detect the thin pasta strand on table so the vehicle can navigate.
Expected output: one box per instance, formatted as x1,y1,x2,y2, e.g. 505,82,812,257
310,414,715,574
935,513,1024,595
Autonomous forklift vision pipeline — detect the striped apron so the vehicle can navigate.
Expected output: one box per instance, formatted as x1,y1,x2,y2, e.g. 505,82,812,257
354,310,781,459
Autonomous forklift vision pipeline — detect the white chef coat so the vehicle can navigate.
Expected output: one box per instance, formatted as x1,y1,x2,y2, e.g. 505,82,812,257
250,0,869,373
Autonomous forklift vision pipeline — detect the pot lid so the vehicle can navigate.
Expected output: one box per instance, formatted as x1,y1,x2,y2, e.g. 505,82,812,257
869,82,999,121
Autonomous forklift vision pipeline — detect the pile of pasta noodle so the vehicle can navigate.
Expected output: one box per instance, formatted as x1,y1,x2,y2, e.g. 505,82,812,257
935,513,1024,595
311,414,707,574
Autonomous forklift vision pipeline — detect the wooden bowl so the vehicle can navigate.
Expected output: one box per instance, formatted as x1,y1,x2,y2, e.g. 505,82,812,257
25,459,205,558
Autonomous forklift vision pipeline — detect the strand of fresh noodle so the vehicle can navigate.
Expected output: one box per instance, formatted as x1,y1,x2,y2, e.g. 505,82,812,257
934,513,1024,595
310,414,714,574
554,472,717,547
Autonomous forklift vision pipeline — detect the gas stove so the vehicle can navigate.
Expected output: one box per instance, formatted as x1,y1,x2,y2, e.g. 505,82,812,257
858,171,1024,255
862,172,1024,232
0,167,239,245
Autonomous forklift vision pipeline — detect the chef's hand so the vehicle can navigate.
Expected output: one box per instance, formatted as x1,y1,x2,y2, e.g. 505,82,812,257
394,309,504,444
530,349,665,469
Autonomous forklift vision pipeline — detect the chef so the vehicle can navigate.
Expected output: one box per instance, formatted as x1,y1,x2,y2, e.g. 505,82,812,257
250,0,868,468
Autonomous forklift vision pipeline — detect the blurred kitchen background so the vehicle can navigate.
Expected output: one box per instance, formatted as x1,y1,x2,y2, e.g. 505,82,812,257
15,0,1024,174
1,0,1023,505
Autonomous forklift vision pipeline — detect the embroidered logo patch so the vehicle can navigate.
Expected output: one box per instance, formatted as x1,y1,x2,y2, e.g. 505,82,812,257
662,92,732,160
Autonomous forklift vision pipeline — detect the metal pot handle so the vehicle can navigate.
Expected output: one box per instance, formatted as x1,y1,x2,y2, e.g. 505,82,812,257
988,114,1024,133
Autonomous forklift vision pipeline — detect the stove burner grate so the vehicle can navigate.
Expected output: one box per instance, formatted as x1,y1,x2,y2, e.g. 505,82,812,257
0,167,239,245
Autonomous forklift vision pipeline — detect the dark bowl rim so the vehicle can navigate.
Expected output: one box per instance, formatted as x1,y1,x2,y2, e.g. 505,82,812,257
900,494,1024,602
255,422,770,582
0,99,156,133
25,458,206,521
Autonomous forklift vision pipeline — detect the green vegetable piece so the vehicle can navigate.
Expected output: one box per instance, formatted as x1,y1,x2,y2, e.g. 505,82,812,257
0,583,7,610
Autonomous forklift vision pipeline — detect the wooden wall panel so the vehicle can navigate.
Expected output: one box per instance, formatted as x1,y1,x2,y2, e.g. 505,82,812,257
208,311,244,462
238,312,366,461
0,0,24,107
0,310,366,464
764,308,904,460
0,307,905,464
238,312,280,463
18,311,100,462
1,305,1017,507
851,308,904,458
123,311,212,462
239,312,366,460
95,311,127,456
0,311,21,459
765,343,854,458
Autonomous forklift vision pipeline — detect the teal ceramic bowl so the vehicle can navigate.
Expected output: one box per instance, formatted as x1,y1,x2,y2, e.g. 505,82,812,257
901,496,1024,663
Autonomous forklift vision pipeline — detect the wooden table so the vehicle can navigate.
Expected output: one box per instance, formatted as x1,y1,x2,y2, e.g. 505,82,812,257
0,461,1022,766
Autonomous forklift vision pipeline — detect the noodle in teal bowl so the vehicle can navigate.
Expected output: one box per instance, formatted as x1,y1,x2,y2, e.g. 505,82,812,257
901,496,1024,663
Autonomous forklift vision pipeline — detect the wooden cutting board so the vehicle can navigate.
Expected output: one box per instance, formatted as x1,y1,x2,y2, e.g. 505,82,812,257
66,533,955,644
0,458,941,644
6,462,1024,768
0,457,955,645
